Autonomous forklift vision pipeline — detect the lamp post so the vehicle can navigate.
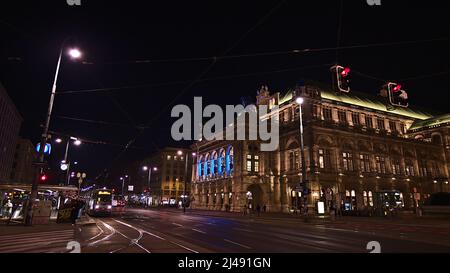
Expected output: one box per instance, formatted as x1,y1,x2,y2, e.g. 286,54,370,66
26,42,82,226
142,166,157,192
296,97,308,214
178,150,195,213
57,136,81,186
120,177,125,196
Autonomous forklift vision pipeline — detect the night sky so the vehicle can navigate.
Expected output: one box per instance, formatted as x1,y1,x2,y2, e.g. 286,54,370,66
1,0,449,186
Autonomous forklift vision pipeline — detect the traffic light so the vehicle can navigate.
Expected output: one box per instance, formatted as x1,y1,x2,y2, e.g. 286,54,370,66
40,174,47,183
386,82,409,108
331,65,351,93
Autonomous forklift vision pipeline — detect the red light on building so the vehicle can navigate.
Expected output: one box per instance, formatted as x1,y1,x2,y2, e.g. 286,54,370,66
393,84,402,92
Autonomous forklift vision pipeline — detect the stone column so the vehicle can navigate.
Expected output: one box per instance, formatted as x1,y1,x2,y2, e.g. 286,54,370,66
280,176,289,212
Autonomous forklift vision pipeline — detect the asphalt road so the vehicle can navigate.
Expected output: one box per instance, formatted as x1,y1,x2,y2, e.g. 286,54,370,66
76,208,450,253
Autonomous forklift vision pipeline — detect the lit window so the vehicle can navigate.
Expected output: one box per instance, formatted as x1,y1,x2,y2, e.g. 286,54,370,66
247,160,252,172
174,156,177,160
342,152,354,171
351,190,356,197
167,155,171,160
254,161,259,172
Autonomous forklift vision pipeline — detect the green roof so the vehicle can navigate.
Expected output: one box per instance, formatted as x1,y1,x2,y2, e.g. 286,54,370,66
279,86,435,121
409,113,450,131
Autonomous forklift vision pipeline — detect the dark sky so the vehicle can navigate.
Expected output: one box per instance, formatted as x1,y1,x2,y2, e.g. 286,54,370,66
1,0,449,185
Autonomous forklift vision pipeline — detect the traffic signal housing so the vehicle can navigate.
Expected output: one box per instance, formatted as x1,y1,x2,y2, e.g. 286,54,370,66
331,65,351,93
386,82,409,108
39,174,47,183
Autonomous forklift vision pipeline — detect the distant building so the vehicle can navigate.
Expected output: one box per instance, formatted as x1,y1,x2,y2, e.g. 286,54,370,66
0,82,22,183
142,147,192,206
10,138,36,184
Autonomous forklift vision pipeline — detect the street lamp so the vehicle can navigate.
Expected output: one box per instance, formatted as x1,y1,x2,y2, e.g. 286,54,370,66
69,48,82,59
26,40,82,226
178,150,192,213
56,136,81,185
296,97,308,214
120,177,124,195
142,166,157,192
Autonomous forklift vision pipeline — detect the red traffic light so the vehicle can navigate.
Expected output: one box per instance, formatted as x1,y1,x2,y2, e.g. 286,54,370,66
40,174,47,182
393,84,402,92
341,67,350,77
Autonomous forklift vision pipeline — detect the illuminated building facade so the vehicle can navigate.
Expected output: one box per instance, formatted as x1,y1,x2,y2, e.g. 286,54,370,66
190,84,449,214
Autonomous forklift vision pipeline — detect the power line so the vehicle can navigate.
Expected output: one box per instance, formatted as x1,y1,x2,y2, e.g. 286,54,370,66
396,70,450,82
47,130,146,150
81,37,450,65
54,115,149,129
94,0,289,179
56,63,334,95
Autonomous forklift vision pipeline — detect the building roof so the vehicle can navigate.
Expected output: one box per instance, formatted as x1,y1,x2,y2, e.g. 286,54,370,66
409,113,450,131
279,85,437,121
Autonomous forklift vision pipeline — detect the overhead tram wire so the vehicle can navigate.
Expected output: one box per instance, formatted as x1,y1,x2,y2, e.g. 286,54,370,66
80,37,450,66
54,115,149,130
335,0,344,63
93,0,289,179
57,63,335,95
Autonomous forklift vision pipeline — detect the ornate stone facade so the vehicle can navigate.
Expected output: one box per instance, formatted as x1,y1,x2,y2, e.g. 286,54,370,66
190,84,449,214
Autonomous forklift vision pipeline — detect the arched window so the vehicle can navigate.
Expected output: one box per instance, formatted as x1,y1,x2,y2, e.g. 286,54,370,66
226,146,234,175
218,149,225,176
204,154,210,177
432,134,442,145
197,156,204,179
211,151,218,176
197,156,205,178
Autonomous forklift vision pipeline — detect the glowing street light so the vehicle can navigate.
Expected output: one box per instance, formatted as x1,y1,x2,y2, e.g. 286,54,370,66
68,48,82,59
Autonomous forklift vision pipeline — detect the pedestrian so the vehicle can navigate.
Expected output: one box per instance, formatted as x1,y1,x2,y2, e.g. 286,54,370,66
243,204,247,215
5,199,13,219
70,199,79,226
263,204,267,213
256,204,261,216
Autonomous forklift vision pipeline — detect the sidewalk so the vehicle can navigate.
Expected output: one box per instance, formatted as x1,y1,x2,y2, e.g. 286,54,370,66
0,214,96,236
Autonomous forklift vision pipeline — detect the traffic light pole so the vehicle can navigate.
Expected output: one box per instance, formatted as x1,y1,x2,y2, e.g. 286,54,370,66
25,47,63,226
183,154,188,213
298,102,308,216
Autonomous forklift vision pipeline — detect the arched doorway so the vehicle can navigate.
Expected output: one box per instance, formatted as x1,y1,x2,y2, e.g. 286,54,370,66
247,184,264,211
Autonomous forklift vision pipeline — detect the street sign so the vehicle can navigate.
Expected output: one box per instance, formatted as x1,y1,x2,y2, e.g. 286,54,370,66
36,143,52,155
128,185,134,192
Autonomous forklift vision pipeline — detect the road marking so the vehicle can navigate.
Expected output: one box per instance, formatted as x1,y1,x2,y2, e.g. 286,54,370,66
110,219,151,253
224,239,252,249
192,228,206,234
169,241,199,253
88,221,115,246
141,230,166,241
172,223,183,227
233,228,254,233
87,222,104,241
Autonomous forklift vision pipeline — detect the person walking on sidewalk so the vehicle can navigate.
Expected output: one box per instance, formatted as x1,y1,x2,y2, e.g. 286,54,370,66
256,204,261,216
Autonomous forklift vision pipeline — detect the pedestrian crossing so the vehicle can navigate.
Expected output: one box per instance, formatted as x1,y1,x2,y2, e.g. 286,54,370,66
0,229,75,253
